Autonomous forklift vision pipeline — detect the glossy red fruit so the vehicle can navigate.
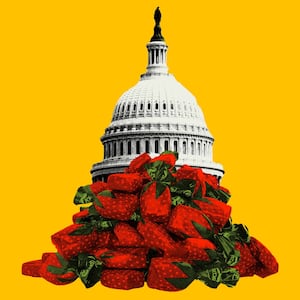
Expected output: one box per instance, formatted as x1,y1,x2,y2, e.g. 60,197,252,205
193,197,231,229
51,224,98,260
22,260,42,277
234,242,257,277
112,222,144,247
89,181,109,194
95,192,139,221
107,173,143,193
248,237,279,278
94,247,147,269
126,152,151,173
175,165,206,197
150,153,177,169
147,257,193,291
39,253,77,285
101,269,144,290
140,182,171,223
182,238,216,260
167,205,211,238
137,220,186,257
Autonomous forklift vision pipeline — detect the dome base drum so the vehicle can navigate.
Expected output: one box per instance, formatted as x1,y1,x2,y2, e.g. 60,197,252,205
91,8,224,182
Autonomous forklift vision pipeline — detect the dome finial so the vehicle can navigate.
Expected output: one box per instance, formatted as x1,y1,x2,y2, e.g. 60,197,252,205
151,7,164,42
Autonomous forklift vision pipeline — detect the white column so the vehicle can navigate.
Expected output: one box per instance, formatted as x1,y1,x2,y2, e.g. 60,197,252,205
149,138,153,153
159,138,163,153
140,138,145,153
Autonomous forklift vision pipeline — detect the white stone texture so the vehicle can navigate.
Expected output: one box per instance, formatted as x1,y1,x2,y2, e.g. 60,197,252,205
91,38,224,180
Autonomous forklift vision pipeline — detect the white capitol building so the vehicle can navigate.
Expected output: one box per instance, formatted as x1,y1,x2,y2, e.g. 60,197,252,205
91,8,224,182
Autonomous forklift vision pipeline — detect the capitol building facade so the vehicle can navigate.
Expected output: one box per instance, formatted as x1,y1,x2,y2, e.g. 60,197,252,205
91,8,224,182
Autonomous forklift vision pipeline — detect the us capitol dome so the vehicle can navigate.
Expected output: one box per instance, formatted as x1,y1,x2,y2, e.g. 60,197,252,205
91,8,224,182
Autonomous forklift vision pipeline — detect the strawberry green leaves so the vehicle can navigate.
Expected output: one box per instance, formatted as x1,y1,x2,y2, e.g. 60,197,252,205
205,182,231,203
197,267,239,288
71,254,103,288
73,186,98,205
144,160,175,198
166,262,195,289
48,253,103,288
47,253,70,276
23,151,278,290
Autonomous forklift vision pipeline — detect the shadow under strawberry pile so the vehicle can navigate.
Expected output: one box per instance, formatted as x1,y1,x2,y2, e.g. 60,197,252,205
22,151,278,290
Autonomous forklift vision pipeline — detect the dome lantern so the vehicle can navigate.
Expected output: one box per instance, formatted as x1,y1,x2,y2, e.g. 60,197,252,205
143,7,168,77
91,8,224,182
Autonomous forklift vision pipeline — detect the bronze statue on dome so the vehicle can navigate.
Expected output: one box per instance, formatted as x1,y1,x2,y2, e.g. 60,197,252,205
151,7,164,42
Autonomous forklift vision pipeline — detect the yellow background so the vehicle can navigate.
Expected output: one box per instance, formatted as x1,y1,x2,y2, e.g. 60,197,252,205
1,0,299,299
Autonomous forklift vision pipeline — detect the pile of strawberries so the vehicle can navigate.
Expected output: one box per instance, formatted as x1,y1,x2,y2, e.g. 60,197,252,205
22,151,278,290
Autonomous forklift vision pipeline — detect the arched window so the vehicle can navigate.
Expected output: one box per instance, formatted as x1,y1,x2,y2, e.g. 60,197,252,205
136,141,140,154
198,142,201,155
163,103,166,110
155,103,159,110
147,102,151,110
121,104,125,112
174,140,178,152
183,141,187,154
120,141,124,156
171,103,174,110
164,140,169,151
145,140,150,153
140,103,143,110
133,104,136,111
127,104,130,112
203,143,206,157
191,141,195,155
127,141,131,155
155,140,159,153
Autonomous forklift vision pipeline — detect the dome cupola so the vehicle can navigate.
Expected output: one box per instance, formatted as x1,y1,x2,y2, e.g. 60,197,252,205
91,8,224,181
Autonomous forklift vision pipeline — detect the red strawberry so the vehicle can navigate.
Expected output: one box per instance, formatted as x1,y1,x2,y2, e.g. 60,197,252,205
137,220,186,257
90,181,109,194
41,252,53,262
101,269,144,290
167,205,211,238
175,165,206,197
219,185,230,195
140,182,171,223
94,231,112,249
150,153,177,169
112,222,144,247
203,172,230,195
126,152,151,173
39,253,77,285
74,181,108,205
193,197,231,229
248,237,279,278
234,242,257,277
147,257,194,291
51,224,98,260
203,173,219,189
72,209,89,223
22,260,42,277
182,238,216,260
94,247,147,269
95,191,139,221
107,173,143,193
